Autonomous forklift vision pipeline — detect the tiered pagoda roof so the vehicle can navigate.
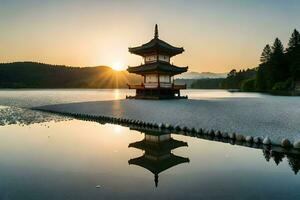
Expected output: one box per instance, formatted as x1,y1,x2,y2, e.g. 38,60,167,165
128,154,189,176
129,38,184,57
129,24,184,57
128,138,188,153
126,24,188,99
127,24,188,75
127,61,188,75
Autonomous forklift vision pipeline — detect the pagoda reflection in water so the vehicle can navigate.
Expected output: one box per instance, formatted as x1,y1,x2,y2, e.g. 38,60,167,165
128,127,189,187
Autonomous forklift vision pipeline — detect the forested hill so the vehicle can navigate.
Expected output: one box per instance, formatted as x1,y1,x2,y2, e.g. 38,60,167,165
221,28,300,92
0,62,142,88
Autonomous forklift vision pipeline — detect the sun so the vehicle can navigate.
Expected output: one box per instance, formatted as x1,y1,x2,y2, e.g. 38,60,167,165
112,62,126,71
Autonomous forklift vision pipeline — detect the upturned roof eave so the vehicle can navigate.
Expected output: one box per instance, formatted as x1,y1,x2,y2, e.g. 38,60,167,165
128,139,188,151
128,154,190,175
127,63,188,75
129,39,184,56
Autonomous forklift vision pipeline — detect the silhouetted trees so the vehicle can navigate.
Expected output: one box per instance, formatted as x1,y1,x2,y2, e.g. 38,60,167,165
225,28,300,93
255,31,298,92
270,150,285,165
286,29,300,86
260,44,272,63
287,29,300,52
261,149,300,174
287,154,300,174
263,149,271,162
259,38,287,90
0,62,141,88
220,68,256,89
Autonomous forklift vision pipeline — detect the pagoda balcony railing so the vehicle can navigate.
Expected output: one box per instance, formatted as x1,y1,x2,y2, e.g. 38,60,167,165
127,83,186,90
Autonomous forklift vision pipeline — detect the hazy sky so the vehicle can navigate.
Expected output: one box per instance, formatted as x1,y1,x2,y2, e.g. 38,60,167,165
1,0,300,72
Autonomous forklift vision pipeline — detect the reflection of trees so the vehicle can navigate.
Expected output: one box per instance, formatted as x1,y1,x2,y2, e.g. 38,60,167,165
287,154,300,174
263,149,271,162
262,149,300,175
271,151,285,166
262,149,285,165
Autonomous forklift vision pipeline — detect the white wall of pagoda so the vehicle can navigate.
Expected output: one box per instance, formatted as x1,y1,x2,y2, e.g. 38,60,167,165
159,75,170,83
144,54,170,63
145,74,158,83
145,74,158,88
145,134,171,142
158,55,170,62
145,153,171,161
145,55,157,63
144,74,172,88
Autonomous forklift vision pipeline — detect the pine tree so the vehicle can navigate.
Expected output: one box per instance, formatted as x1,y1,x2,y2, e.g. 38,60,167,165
287,154,300,174
260,44,272,63
262,149,271,162
287,29,300,52
270,151,285,165
256,63,267,91
228,69,236,77
286,29,300,79
272,38,284,56
268,38,288,87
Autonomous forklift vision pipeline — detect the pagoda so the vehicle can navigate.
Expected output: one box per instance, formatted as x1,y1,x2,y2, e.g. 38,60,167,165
128,127,189,187
127,24,188,99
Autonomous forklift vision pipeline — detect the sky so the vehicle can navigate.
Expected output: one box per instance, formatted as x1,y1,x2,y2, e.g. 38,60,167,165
1,0,300,73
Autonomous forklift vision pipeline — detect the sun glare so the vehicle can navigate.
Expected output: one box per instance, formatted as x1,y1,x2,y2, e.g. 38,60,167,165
112,62,125,71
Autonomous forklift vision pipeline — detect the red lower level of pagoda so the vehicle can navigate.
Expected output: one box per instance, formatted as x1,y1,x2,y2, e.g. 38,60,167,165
126,84,187,99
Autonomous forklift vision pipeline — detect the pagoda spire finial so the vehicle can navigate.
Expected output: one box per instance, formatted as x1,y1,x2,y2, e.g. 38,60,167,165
154,24,159,39
154,174,158,187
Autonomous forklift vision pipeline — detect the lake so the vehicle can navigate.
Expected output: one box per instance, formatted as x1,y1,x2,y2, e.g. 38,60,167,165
0,89,300,200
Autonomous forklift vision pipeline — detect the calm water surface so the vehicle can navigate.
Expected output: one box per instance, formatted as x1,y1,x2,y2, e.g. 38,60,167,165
0,89,299,199
0,89,265,107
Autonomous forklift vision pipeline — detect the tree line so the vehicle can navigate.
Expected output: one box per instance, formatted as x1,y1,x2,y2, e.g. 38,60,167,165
254,29,300,92
0,62,141,88
190,69,256,90
220,68,256,89
217,28,300,92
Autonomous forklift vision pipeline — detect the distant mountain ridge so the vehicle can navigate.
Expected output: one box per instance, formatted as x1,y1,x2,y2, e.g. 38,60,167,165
175,71,227,79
